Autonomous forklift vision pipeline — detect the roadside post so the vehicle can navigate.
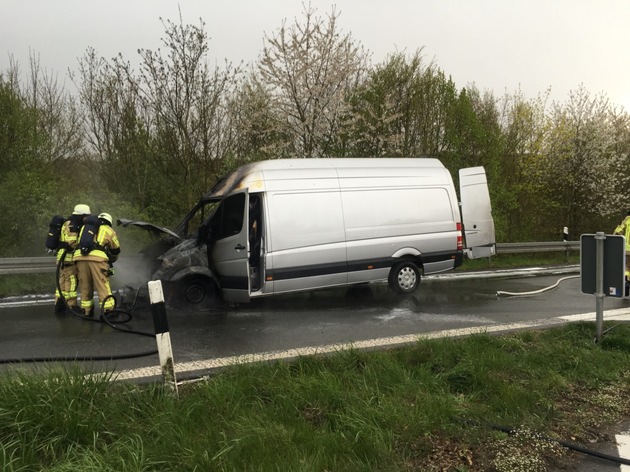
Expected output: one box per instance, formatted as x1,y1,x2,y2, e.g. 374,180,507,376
580,232,625,342
563,227,570,261
148,280,178,394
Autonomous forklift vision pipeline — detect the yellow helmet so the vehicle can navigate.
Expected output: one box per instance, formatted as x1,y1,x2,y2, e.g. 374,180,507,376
73,204,91,215
98,212,113,225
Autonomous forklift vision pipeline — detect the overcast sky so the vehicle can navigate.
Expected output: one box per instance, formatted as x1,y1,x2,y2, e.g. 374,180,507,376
1,0,629,111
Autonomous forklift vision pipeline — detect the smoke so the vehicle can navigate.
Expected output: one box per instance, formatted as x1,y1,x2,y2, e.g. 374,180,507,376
110,254,157,293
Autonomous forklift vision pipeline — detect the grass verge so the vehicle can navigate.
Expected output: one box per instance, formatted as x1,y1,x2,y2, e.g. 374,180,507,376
2,322,630,471
0,273,52,298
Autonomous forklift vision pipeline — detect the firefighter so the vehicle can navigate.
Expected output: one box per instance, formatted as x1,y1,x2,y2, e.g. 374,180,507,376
74,212,121,317
54,204,91,313
613,210,630,281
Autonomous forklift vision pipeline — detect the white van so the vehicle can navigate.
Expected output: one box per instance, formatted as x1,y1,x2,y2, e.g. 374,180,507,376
171,157,493,303
121,157,495,305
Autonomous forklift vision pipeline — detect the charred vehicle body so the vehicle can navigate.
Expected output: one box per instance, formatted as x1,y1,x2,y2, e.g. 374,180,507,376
120,157,496,307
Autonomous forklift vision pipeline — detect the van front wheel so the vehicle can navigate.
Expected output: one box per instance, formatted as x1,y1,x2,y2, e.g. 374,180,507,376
388,261,420,294
174,276,219,308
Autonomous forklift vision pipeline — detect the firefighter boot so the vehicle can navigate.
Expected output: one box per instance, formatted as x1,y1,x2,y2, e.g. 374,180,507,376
82,307,95,318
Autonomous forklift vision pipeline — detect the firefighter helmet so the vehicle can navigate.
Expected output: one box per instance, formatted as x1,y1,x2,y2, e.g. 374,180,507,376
73,204,91,215
98,212,113,225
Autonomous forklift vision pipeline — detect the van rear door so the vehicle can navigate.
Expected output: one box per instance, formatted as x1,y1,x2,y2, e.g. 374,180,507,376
459,167,496,259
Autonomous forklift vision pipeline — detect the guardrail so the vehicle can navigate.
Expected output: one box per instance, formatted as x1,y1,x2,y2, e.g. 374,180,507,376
494,241,579,254
0,257,58,275
0,241,581,275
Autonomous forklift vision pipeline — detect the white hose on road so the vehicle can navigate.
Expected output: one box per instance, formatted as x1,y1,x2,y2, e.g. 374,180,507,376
496,275,580,297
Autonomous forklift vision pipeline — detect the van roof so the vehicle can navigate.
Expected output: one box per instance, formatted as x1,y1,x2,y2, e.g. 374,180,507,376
204,157,447,199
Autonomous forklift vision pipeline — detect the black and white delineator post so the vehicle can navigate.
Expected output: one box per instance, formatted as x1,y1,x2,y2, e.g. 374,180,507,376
148,280,178,393
580,232,626,343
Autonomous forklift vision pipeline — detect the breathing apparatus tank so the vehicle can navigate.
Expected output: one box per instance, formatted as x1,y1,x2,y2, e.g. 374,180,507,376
79,215,101,256
46,215,66,251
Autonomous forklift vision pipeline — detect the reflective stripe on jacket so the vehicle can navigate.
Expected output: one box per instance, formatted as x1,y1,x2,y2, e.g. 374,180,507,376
56,220,79,264
614,216,630,251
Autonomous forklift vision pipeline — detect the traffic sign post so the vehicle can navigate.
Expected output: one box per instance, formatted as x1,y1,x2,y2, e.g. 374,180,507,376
580,232,626,342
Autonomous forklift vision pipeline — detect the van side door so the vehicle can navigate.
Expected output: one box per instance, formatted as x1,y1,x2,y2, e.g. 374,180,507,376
209,190,251,303
459,167,496,259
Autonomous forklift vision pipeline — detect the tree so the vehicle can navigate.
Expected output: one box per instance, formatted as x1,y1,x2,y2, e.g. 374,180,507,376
607,109,630,215
496,90,551,240
0,58,86,256
258,4,368,158
23,56,84,170
137,15,240,209
77,14,240,223
227,72,288,164
341,51,458,158
0,71,36,175
544,85,624,235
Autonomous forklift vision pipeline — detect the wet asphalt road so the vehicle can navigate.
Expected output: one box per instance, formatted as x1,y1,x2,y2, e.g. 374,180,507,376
2,267,627,378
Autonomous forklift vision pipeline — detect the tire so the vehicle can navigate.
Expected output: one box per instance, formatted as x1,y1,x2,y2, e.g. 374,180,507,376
175,276,219,308
388,261,420,294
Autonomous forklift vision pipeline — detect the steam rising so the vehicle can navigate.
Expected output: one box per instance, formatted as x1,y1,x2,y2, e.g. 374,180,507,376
110,254,156,293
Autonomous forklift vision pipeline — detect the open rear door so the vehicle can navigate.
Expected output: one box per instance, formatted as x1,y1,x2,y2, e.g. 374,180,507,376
459,167,496,259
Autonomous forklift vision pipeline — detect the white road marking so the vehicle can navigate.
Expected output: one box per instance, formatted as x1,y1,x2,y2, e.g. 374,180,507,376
0,297,54,308
113,308,630,381
616,432,630,470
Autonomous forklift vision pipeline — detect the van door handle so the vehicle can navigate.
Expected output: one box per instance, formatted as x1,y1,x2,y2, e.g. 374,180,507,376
235,244,246,251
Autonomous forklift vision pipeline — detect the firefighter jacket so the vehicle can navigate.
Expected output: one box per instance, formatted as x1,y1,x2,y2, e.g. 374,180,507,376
74,224,121,263
56,220,79,265
614,215,630,251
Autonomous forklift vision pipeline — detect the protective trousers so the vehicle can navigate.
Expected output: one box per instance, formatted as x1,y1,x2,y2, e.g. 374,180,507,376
55,263,78,307
76,259,115,314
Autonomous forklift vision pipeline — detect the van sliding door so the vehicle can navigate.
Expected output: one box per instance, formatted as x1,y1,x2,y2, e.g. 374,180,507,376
459,167,496,259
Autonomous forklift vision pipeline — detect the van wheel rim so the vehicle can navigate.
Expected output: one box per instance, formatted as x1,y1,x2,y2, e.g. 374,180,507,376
397,267,417,290
186,285,205,304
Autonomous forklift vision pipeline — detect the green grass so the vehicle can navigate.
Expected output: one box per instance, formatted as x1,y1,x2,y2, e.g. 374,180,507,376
0,273,53,298
2,322,630,471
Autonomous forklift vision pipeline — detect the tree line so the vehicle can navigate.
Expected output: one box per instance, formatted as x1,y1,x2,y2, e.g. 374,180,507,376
1,6,629,257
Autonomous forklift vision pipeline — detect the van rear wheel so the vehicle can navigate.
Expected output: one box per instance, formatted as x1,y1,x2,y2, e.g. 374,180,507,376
388,261,420,294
